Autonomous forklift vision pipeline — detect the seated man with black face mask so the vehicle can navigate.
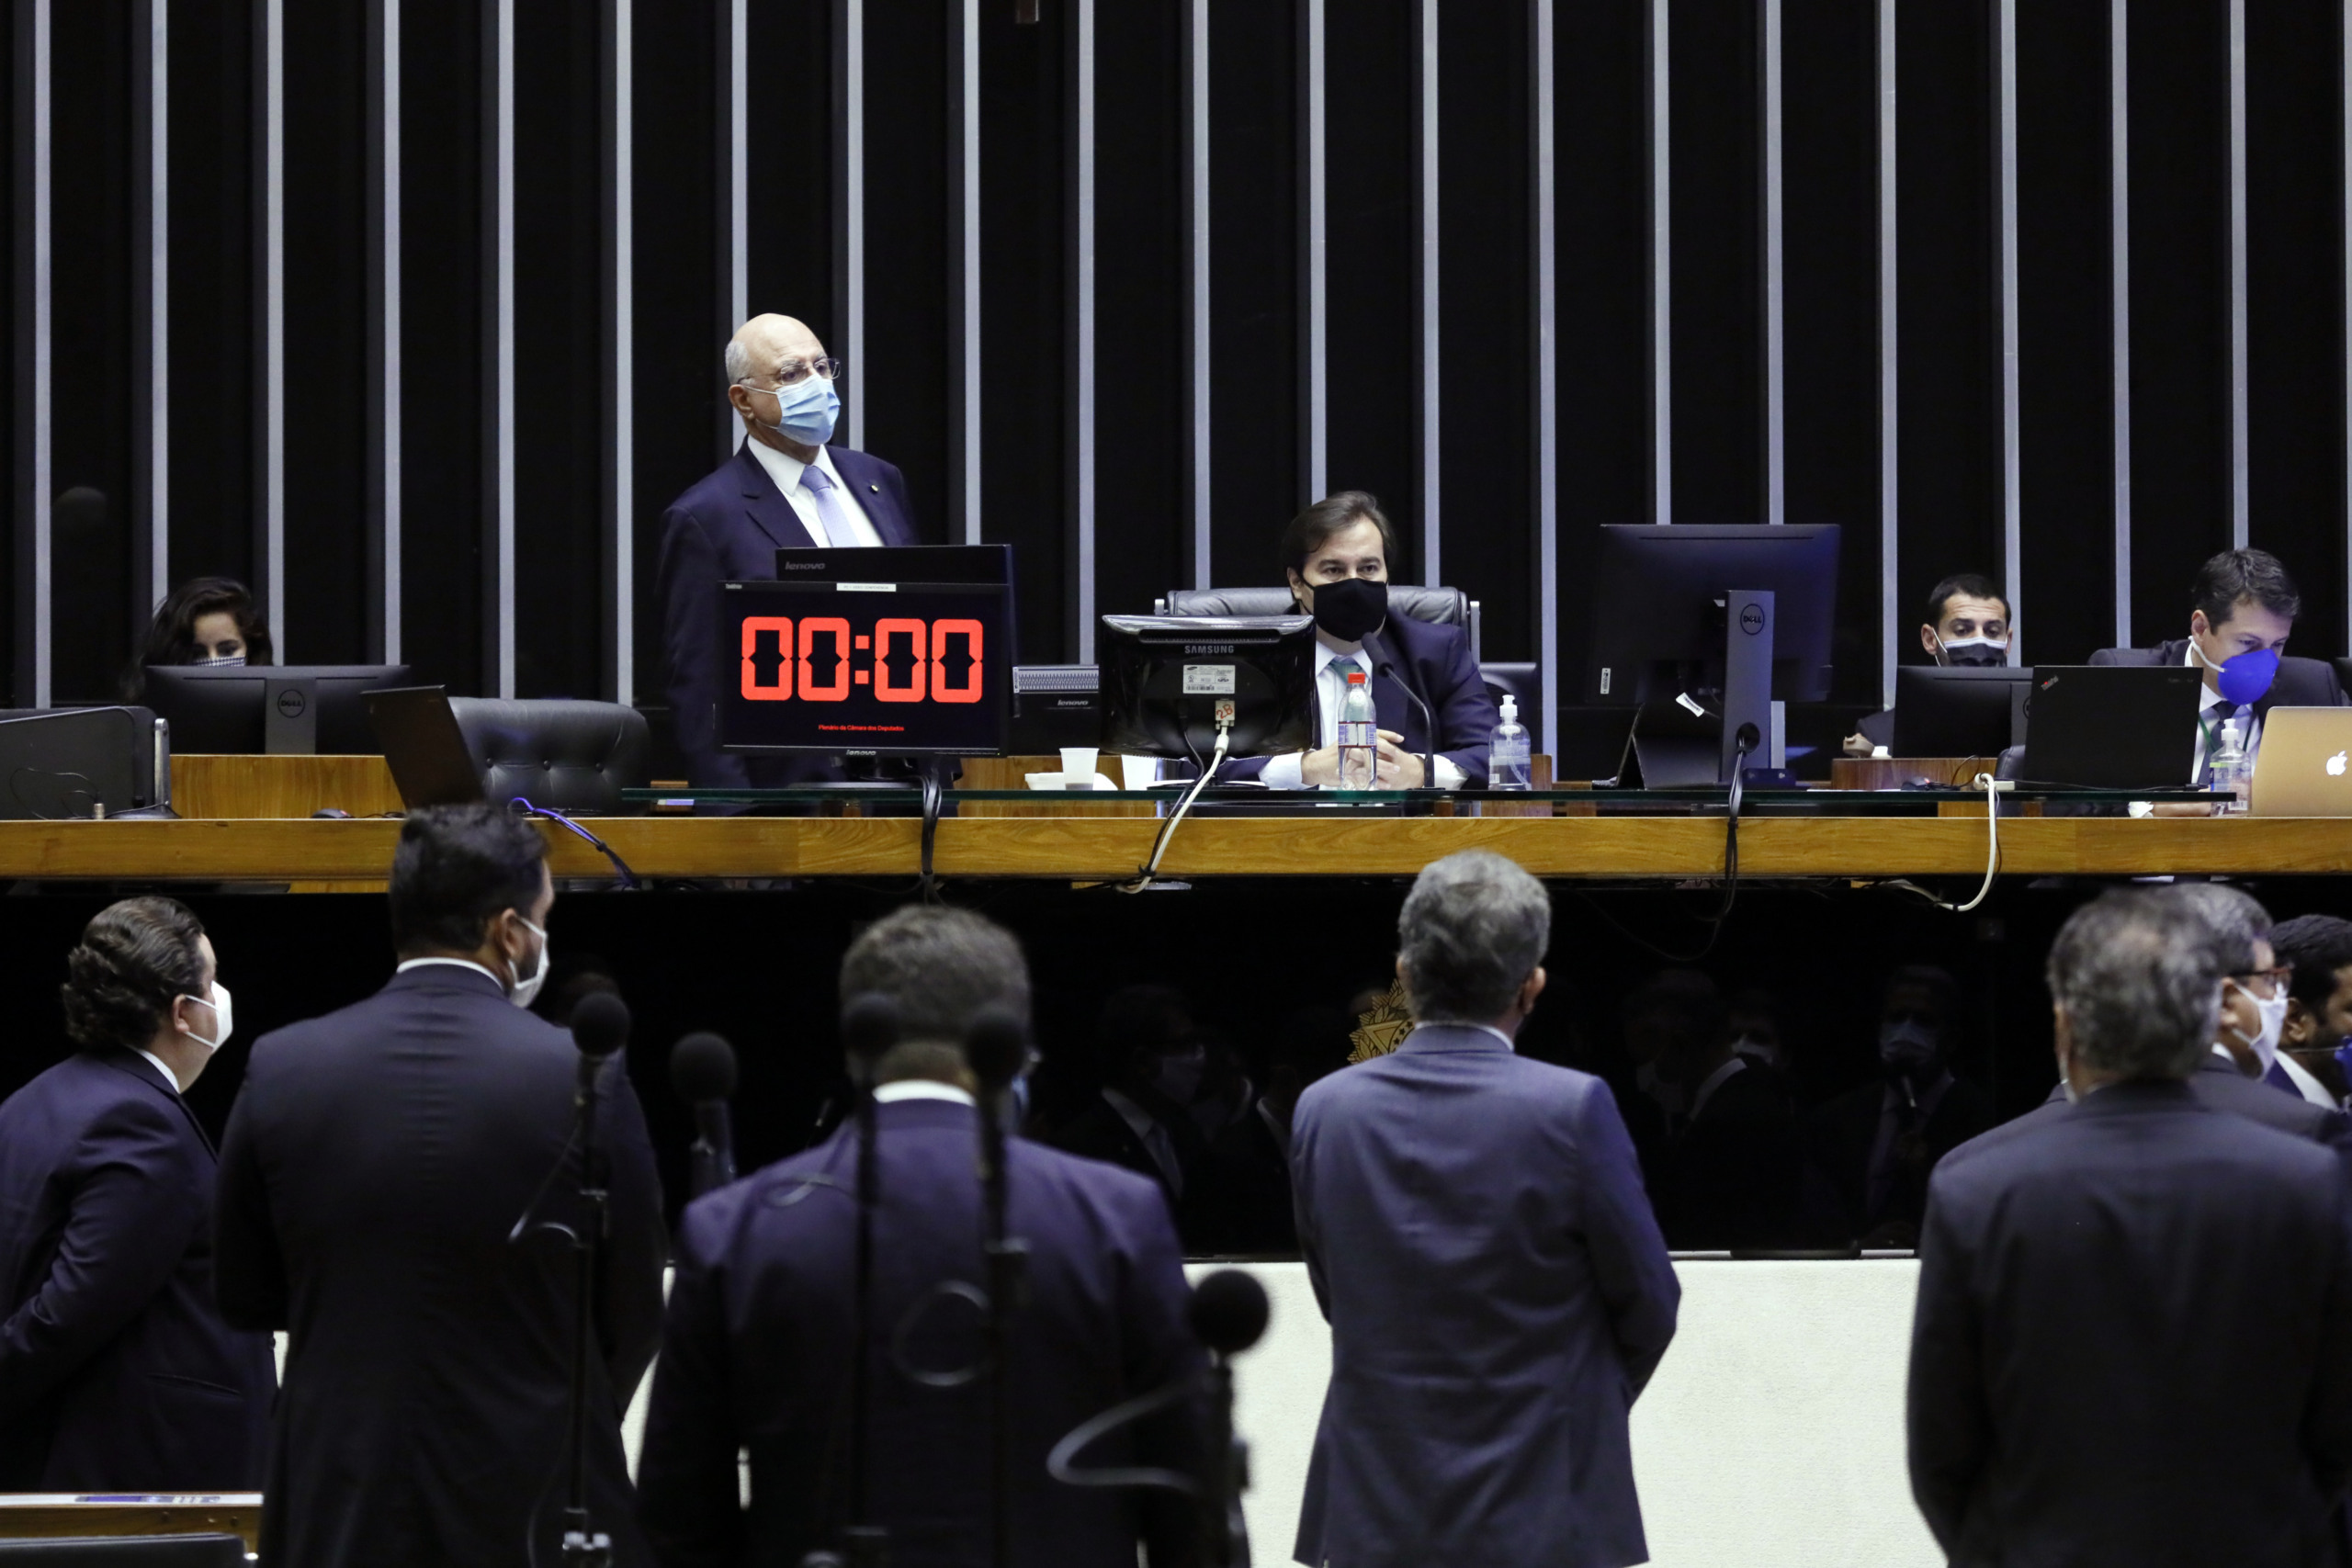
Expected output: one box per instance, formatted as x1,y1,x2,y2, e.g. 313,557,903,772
1843,574,2011,757
1220,491,1499,788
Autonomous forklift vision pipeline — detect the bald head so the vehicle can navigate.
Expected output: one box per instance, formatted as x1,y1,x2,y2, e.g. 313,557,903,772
725,314,826,387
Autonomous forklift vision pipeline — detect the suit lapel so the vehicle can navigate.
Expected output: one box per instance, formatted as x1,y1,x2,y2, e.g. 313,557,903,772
828,448,914,547
734,446,817,552
96,1048,218,1157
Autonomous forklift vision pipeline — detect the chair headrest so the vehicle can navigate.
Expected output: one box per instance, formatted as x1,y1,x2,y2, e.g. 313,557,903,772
1163,584,1468,629
447,698,650,816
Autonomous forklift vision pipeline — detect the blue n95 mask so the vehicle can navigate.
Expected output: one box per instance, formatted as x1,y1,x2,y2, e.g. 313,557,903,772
749,375,840,447
2196,640,2281,706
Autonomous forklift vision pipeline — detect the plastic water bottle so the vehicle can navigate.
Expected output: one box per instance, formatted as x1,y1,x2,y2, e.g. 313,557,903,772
2209,715,2251,813
1337,671,1377,789
1490,694,1532,791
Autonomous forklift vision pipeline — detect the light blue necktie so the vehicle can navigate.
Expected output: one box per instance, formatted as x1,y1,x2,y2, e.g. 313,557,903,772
799,462,854,548
1326,656,1364,745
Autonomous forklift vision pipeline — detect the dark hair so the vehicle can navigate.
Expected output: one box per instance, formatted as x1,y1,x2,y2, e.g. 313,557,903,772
120,577,276,702
389,804,549,954
62,897,209,1053
1923,574,2008,629
2270,915,2352,1012
2164,883,2272,977
1279,491,1399,582
2192,548,2301,628
840,906,1032,1045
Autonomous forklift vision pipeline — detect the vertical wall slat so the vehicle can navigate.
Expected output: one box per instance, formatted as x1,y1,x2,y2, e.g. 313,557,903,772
721,0,746,459
1996,0,2023,658
832,0,862,449
134,0,165,626
1649,0,1670,524
2229,0,2249,547
605,0,631,702
1299,0,1326,505
955,0,978,545
369,0,401,664
1186,0,1208,586
1762,0,1783,526
2113,0,2132,647
1071,0,1095,662
1877,0,1896,706
1418,0,1440,575
260,0,285,653
16,0,51,707
487,0,514,695
1532,0,1557,755
2345,0,2351,637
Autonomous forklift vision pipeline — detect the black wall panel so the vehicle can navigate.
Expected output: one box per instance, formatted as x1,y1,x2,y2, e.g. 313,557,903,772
1668,0,1760,525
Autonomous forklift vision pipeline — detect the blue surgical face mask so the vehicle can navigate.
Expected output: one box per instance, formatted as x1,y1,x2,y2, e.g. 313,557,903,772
747,375,840,447
2194,637,2282,706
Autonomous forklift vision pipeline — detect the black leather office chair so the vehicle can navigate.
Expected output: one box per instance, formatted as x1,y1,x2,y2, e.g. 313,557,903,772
447,698,650,815
1158,585,1479,660
0,1539,247,1566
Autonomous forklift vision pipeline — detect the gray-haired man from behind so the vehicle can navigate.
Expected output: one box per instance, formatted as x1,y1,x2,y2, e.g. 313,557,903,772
1908,888,2352,1566
1289,851,1679,1568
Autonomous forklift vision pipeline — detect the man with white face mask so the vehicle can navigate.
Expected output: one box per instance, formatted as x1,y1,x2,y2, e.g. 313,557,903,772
0,896,275,1491
215,804,666,1568
656,313,925,792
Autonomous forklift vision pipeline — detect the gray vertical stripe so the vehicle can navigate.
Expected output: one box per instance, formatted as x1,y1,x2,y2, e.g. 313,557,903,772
1187,0,1210,587
491,0,515,696
1300,0,1327,502
2345,0,2351,645
1762,0,1783,526
1073,0,1096,662
1877,0,1896,708
2112,0,2131,647
20,0,51,706
1532,0,1557,757
724,0,747,459
2228,0,2249,548
262,0,285,653
836,0,864,449
1650,0,1670,524
608,0,632,703
141,0,167,619
379,0,401,664
1996,0,2022,660
1418,0,1440,579
956,0,979,545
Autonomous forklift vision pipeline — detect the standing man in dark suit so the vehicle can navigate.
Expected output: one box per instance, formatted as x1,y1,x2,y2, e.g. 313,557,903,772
215,805,667,1567
0,897,273,1491
2089,548,2347,790
1291,852,1679,1568
637,907,1200,1568
1218,491,1499,786
1051,984,1213,1236
1908,888,2352,1565
657,312,924,788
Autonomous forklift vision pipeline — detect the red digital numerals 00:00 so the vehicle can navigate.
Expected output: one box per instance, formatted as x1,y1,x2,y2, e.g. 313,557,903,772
738,616,986,704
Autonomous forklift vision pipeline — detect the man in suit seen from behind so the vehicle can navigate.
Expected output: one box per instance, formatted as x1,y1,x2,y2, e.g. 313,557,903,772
0,897,274,1491
637,906,1201,1568
1290,851,1680,1568
214,804,668,1568
1907,887,2352,1565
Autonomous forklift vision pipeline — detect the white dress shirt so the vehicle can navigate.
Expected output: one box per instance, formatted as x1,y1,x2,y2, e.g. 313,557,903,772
2188,643,2263,781
1258,633,1469,790
1687,1055,1747,1124
396,956,506,986
873,1080,978,1108
742,439,884,549
2274,1050,2340,1109
131,1047,179,1094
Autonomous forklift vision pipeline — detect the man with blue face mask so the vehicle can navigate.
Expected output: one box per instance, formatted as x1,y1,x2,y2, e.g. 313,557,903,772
656,313,924,790
2090,548,2348,796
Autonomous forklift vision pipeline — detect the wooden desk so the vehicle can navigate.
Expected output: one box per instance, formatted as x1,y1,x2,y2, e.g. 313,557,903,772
0,1495,262,1549
7,812,2352,883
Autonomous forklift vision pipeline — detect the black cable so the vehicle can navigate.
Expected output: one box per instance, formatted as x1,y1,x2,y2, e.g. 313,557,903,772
1567,728,1756,965
510,797,639,888
919,765,946,904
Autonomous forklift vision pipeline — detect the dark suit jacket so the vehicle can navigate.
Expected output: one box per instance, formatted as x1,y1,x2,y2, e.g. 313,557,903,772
637,1097,1200,1568
215,964,668,1568
1909,1079,2352,1566
1219,613,1501,784
656,443,922,788
1657,1060,1802,1250
0,1049,274,1490
1803,1073,1996,1243
1195,1102,1296,1254
1051,1089,1212,1243
1290,1024,1679,1568
2088,638,2349,719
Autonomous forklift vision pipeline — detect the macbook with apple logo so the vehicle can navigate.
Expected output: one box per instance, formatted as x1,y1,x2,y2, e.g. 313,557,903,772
2248,707,2352,816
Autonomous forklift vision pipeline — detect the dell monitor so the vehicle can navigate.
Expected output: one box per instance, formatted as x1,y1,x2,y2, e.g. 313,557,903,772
1098,615,1316,767
144,664,413,754
1584,524,1841,783
1890,665,2033,758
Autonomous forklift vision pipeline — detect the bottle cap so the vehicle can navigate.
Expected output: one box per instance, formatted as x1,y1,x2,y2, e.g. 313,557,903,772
1347,671,1365,684
1499,694,1518,721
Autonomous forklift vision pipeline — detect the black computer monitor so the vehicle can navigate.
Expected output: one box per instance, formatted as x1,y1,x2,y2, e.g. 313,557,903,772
1891,665,2033,758
144,664,413,754
1097,615,1316,764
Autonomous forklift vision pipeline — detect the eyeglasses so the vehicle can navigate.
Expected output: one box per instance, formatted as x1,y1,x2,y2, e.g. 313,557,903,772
740,355,846,390
2230,965,2294,997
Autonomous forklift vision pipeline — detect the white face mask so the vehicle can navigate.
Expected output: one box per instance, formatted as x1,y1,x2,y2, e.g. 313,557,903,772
176,981,233,1052
2228,983,2290,1075
506,916,549,1010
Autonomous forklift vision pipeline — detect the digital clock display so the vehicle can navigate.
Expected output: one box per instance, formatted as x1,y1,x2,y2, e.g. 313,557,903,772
716,580,1012,755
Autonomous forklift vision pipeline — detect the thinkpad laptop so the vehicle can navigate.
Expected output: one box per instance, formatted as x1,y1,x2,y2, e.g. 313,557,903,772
2015,665,2203,790
2250,707,2352,816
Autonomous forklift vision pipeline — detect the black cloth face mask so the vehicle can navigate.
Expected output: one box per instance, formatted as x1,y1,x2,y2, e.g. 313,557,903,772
1309,576,1388,643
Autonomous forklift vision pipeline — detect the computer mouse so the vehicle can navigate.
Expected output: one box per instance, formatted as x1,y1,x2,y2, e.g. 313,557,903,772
311,807,353,819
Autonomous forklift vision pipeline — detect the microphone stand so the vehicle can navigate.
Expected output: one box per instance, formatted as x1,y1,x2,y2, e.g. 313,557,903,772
1363,630,1438,793
560,1055,612,1566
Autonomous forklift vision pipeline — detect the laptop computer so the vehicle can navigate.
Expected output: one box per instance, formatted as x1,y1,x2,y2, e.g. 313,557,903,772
365,686,488,808
2250,707,2352,816
2015,665,2204,789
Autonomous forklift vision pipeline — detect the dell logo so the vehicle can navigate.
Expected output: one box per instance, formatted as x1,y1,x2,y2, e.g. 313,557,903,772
2329,750,2347,777
275,689,308,717
1738,604,1767,636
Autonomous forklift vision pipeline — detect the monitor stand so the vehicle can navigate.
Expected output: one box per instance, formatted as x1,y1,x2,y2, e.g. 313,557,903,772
265,675,320,754
1719,588,1775,783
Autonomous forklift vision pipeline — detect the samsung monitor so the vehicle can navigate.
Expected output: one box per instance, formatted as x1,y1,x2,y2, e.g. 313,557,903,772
1890,665,2034,758
143,664,413,754
1097,615,1316,765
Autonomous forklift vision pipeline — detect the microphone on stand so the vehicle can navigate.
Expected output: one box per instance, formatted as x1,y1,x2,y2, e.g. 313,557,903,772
560,989,631,1566
1190,1269,1271,1568
1363,630,1439,789
962,1006,1032,1568
669,1032,739,1200
571,991,631,1100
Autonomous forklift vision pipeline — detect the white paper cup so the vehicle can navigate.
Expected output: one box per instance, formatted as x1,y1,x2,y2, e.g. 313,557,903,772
1120,754,1159,790
1059,747,1100,788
